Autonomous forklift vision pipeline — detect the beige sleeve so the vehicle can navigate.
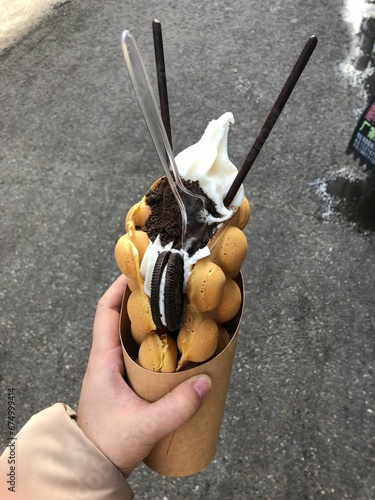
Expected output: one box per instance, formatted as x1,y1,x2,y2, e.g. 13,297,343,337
0,403,134,500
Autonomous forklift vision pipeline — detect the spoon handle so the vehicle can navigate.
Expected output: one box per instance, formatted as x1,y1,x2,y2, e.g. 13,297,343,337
121,30,187,237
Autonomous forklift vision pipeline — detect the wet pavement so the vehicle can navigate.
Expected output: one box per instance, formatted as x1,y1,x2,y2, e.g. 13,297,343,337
316,172,375,232
1,0,375,499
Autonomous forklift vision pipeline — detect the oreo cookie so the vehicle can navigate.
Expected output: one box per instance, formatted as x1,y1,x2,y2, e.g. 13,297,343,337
164,253,184,331
151,251,170,329
151,251,184,331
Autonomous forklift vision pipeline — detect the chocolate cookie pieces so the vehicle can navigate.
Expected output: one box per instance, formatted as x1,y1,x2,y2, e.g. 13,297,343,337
151,251,184,331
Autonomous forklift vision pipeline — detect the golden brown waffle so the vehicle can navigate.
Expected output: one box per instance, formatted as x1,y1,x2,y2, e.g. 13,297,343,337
115,177,250,371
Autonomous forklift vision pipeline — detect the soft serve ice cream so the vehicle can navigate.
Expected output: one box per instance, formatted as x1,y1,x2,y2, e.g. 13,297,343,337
115,112,250,371
175,112,244,223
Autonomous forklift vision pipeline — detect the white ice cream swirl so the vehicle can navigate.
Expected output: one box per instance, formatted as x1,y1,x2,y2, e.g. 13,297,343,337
140,112,244,296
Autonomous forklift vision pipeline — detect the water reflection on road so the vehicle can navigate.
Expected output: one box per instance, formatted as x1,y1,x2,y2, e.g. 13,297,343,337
324,174,375,231
312,169,375,232
314,0,375,233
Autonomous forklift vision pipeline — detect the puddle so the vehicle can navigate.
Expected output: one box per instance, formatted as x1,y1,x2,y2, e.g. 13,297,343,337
313,169,375,232
365,68,375,95
320,1,375,232
325,174,375,230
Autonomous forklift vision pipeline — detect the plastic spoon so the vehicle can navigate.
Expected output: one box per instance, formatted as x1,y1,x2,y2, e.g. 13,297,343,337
121,30,207,252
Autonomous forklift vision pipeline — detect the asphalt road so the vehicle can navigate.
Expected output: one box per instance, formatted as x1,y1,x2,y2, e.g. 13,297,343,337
1,1,375,498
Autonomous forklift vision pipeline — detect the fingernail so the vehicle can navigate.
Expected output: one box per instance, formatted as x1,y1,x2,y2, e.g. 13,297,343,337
193,375,212,401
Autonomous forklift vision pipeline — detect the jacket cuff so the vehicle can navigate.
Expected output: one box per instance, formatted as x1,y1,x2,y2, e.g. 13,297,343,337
0,403,133,500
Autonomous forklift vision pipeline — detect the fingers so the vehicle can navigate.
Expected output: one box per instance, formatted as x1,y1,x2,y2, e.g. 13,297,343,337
91,274,128,360
97,274,128,313
139,375,212,444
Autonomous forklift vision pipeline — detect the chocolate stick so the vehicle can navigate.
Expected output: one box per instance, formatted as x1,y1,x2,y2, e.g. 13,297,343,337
224,35,318,207
152,19,173,149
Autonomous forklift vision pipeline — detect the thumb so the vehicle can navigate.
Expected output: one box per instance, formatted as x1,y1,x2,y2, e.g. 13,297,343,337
141,375,212,443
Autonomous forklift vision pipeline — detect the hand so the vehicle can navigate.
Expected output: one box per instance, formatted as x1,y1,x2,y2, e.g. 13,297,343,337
76,275,212,477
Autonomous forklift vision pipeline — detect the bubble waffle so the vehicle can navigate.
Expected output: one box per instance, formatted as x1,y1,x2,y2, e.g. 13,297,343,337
115,183,249,371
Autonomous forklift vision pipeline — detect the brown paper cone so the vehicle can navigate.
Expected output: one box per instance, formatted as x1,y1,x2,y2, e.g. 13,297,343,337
119,273,244,477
